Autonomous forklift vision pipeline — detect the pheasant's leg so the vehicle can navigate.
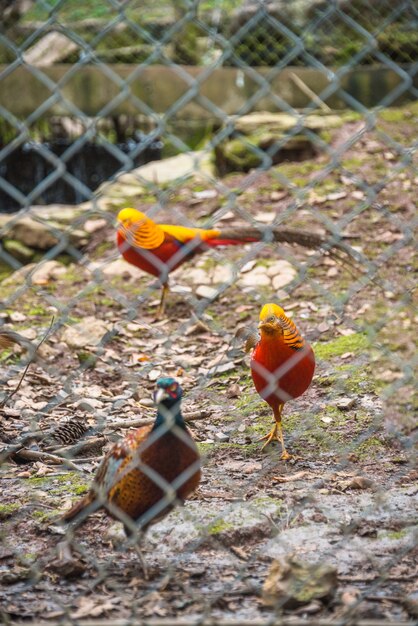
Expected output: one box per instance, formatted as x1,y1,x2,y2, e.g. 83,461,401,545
273,405,291,460
134,544,149,580
258,404,291,459
157,283,169,318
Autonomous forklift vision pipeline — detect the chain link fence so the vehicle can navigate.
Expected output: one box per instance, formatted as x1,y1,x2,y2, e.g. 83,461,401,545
0,1,417,624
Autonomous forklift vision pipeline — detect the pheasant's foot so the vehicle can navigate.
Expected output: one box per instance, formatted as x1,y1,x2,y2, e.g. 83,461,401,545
281,449,292,461
257,425,278,451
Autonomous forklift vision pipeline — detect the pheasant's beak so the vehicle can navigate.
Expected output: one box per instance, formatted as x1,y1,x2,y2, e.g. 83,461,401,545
258,317,282,335
154,388,169,405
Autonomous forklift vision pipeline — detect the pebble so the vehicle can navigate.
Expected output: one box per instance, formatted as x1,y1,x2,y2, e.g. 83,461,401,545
148,368,162,381
83,218,107,233
74,398,104,410
215,431,230,443
196,285,219,299
272,272,296,290
336,397,356,410
239,272,270,287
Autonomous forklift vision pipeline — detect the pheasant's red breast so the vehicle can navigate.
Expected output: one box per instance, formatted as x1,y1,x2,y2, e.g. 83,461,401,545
251,339,315,409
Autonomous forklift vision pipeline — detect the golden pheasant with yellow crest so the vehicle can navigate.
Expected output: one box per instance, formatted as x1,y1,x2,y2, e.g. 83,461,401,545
243,303,315,460
116,208,354,315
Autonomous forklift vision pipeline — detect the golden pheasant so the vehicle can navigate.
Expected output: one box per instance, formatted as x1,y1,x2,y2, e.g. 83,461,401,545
62,377,201,572
244,303,315,460
116,208,353,315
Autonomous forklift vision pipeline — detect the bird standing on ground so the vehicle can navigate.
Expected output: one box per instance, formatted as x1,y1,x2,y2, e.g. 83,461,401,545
243,303,315,460
116,208,352,316
62,377,201,572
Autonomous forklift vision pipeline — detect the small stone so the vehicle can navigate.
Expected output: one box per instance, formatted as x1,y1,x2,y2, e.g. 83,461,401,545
102,259,143,279
211,265,234,283
62,317,111,349
336,397,356,410
148,368,162,382
83,218,107,233
270,190,287,201
3,239,35,263
226,383,240,398
138,397,154,407
239,272,271,287
209,361,236,375
318,322,330,333
9,311,27,322
255,211,276,223
192,189,217,200
196,285,218,299
74,398,104,411
240,260,257,273
263,557,338,608
321,416,333,424
183,268,211,285
326,266,339,277
215,431,229,442
272,272,296,290
266,260,294,278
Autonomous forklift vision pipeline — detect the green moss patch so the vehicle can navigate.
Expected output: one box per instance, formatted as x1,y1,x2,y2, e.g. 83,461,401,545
314,332,370,360
0,503,20,520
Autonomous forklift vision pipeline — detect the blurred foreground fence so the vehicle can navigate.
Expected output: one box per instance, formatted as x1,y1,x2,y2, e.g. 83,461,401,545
0,1,417,624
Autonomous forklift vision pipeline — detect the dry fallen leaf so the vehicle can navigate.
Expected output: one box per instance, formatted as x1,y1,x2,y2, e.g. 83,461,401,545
71,596,121,619
263,556,338,608
338,476,375,491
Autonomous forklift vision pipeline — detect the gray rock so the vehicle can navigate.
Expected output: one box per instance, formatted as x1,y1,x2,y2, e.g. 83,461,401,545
196,285,219,299
62,317,111,349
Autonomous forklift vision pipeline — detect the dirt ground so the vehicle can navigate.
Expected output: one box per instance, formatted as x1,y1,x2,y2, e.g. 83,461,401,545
0,105,417,623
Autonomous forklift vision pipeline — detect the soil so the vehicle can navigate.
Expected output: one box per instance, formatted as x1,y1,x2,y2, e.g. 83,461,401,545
0,104,416,623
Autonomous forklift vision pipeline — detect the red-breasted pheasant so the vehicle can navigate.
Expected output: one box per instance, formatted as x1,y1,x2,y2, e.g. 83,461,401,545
116,208,353,315
244,303,315,460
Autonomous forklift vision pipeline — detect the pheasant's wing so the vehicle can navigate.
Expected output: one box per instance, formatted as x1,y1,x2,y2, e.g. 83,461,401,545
99,426,152,491
161,224,221,245
235,326,260,353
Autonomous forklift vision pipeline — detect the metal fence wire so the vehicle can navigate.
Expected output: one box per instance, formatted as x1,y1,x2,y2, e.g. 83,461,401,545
0,0,417,624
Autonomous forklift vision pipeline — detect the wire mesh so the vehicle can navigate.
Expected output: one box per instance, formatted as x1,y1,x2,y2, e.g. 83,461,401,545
0,1,417,624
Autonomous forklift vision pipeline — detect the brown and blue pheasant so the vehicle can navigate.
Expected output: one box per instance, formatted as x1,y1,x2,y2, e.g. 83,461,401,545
62,377,201,573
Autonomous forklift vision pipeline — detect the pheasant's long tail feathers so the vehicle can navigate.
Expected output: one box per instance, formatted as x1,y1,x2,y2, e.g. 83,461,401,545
0,330,37,353
211,227,360,270
214,226,339,249
62,493,96,523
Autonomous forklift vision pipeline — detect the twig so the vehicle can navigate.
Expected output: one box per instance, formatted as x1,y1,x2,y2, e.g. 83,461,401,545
0,316,54,408
11,447,80,471
48,436,107,457
289,72,331,112
108,409,210,430
366,595,403,603
339,573,417,583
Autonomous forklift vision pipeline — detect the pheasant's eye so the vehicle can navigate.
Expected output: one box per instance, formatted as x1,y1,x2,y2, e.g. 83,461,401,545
169,384,178,393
